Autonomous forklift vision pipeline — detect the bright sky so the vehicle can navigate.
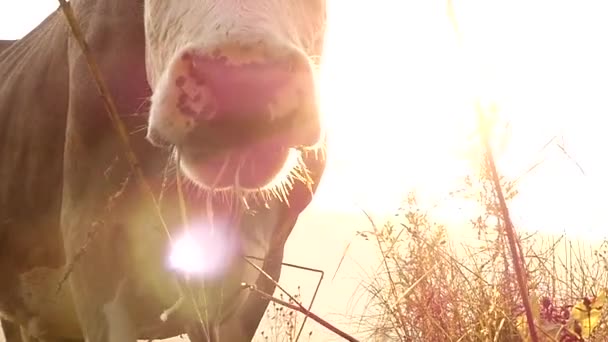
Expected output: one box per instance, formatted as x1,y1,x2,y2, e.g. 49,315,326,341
316,0,608,243
3,0,608,340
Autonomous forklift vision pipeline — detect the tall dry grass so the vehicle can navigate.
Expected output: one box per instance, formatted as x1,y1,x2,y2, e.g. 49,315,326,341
351,135,608,341
257,109,608,342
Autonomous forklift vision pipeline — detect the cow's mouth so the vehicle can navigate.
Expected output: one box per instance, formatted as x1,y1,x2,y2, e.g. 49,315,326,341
178,109,320,191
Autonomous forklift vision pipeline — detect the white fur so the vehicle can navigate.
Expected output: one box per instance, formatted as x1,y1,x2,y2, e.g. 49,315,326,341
147,51,199,145
143,1,326,87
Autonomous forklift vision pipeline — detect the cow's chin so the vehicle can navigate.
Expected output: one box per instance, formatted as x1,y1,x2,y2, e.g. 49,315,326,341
178,141,304,196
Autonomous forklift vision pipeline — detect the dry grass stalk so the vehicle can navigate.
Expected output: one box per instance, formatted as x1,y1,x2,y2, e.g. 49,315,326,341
351,112,607,341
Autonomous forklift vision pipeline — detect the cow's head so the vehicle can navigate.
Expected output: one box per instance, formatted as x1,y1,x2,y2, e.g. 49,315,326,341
144,1,327,197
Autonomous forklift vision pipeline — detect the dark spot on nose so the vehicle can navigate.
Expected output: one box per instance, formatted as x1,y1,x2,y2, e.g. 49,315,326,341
179,103,198,118
178,94,189,106
175,76,186,88
182,52,192,62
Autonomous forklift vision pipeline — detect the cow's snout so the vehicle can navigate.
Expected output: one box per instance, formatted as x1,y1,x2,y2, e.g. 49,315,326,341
147,43,320,149
178,46,310,120
147,42,322,190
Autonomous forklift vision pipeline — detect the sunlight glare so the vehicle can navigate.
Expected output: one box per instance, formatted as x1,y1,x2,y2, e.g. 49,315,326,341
168,225,237,277
169,233,206,274
315,0,478,219
315,0,608,240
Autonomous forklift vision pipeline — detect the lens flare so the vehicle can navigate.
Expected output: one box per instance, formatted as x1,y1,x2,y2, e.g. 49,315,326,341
168,224,237,278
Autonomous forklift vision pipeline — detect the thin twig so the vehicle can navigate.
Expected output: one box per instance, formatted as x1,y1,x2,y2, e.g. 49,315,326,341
243,256,360,341
243,257,312,319
245,256,325,341
477,103,539,342
244,283,360,342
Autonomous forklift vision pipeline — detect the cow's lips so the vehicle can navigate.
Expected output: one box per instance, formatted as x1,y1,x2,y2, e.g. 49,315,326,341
192,139,290,190
180,122,309,190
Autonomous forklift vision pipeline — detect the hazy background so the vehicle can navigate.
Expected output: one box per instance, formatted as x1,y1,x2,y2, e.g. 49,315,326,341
3,1,608,341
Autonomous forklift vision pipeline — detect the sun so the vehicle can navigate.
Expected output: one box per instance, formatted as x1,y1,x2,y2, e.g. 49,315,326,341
313,0,608,240
312,1,481,219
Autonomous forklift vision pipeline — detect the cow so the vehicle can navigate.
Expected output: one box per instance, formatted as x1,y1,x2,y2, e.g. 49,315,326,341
0,0,327,341
0,40,14,52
